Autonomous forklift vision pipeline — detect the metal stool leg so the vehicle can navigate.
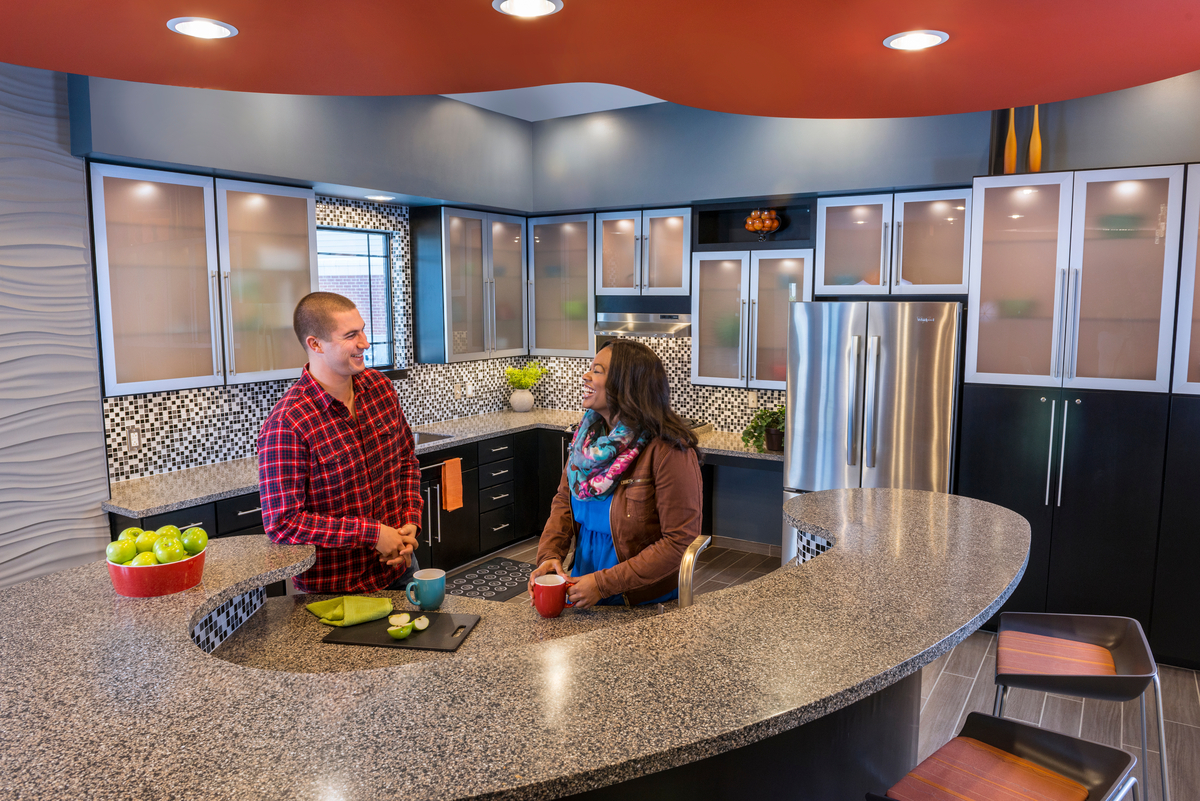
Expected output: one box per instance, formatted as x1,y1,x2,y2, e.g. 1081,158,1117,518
1140,693,1150,800
1152,673,1170,801
993,684,1009,717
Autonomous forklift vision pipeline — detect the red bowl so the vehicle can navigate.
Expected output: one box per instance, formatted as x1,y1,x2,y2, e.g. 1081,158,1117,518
107,549,206,597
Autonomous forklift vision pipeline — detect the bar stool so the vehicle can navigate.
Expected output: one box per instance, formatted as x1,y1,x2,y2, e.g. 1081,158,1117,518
867,712,1138,801
994,612,1169,801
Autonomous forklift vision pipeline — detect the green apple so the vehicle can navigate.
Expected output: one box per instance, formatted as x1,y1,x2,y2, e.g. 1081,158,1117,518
130,551,159,566
106,539,137,565
153,536,187,564
134,529,162,553
155,524,182,540
117,527,143,543
181,527,208,555
387,623,415,640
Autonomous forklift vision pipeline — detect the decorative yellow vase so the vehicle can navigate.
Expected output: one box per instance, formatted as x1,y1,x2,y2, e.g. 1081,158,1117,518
1028,105,1042,172
1003,107,1017,175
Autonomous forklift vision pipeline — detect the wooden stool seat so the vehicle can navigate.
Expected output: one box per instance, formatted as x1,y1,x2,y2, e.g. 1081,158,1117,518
887,736,1088,801
997,630,1116,676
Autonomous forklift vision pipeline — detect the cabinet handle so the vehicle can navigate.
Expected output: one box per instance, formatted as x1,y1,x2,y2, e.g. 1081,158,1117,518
749,298,757,381
434,484,442,543
740,299,747,379
491,523,510,532
894,221,903,286
490,469,509,477
180,522,202,530
864,336,880,469
1068,267,1082,380
424,487,433,547
491,445,509,452
236,507,262,516
846,335,861,466
490,493,510,502
1056,402,1070,506
882,222,891,288
210,273,223,377
223,272,237,376
1043,399,1056,506
1052,269,1066,378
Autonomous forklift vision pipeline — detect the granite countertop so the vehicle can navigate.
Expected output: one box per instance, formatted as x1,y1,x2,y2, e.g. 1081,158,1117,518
103,408,779,518
2,488,1029,801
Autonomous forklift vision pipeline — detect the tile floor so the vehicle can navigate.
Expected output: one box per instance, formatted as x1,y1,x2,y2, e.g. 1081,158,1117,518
458,538,1200,800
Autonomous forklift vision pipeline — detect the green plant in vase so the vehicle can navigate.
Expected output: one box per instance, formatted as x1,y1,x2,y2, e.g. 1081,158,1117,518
741,404,786,453
505,361,546,413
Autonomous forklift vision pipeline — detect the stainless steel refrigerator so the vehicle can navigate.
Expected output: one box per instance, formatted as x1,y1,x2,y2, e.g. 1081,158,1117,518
782,301,961,563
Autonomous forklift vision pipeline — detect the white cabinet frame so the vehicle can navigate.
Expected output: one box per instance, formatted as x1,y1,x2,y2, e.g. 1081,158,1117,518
485,211,529,360
891,188,972,295
749,249,814,391
1173,164,1200,396
815,194,894,296
595,208,691,296
528,213,596,359
691,251,751,387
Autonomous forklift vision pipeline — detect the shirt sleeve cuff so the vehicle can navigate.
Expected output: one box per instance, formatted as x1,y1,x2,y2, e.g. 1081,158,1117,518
401,508,423,531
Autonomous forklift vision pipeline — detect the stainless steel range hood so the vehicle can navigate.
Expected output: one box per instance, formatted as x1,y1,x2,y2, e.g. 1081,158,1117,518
595,312,691,338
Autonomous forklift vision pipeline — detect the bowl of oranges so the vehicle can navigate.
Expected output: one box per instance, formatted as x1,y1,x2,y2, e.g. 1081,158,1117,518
105,525,208,597
744,209,781,239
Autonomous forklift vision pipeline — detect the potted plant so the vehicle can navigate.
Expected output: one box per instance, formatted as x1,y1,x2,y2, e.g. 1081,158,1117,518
741,404,786,453
504,361,546,412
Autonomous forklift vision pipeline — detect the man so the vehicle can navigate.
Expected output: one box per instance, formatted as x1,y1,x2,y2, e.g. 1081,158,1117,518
258,291,422,594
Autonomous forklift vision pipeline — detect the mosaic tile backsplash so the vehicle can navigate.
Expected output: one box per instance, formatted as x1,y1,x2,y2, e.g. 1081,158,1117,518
103,199,781,481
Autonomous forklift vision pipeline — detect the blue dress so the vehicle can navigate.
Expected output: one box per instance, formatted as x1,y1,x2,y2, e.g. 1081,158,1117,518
570,494,679,606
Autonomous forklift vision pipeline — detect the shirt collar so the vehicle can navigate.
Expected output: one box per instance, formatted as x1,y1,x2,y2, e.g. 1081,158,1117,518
298,365,361,415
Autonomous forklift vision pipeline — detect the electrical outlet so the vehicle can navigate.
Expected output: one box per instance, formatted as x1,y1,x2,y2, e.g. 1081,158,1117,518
465,382,475,397
747,391,758,409
453,383,463,400
126,425,142,454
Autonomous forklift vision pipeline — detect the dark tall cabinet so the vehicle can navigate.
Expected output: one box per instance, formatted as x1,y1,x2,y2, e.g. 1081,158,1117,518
957,384,1169,629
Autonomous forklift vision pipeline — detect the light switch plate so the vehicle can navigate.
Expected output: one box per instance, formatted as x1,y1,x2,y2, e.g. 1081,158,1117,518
747,391,758,409
465,382,475,397
453,383,463,400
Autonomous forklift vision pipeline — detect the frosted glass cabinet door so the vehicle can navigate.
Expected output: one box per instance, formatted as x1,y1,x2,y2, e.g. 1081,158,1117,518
1063,166,1182,392
596,212,640,295
816,194,893,295
965,173,1074,387
489,215,528,357
642,208,691,295
892,189,971,294
1173,164,1200,395
749,250,813,390
529,214,594,358
90,164,222,396
442,209,488,361
691,251,750,387
217,180,317,383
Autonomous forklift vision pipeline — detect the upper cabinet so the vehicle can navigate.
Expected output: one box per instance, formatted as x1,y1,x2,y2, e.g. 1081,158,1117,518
815,189,971,296
1171,164,1200,396
412,208,527,363
90,164,317,396
965,166,1183,392
690,248,814,390
528,214,595,359
595,208,690,296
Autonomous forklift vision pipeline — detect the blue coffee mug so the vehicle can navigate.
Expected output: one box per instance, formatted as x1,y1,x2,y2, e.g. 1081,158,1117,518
406,568,446,611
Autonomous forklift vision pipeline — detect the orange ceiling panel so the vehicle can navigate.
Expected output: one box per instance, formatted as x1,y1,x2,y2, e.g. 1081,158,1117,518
2,0,1199,118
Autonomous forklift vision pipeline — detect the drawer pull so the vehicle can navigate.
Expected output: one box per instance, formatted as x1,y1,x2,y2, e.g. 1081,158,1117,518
490,469,509,477
180,523,202,530
490,493,510,501
492,523,510,532
237,507,263,516
490,446,509,452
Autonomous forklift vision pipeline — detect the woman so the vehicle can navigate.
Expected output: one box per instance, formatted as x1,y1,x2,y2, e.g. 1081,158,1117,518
528,339,702,609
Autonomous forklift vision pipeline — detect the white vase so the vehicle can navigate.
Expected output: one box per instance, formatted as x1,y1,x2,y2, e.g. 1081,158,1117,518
509,388,534,413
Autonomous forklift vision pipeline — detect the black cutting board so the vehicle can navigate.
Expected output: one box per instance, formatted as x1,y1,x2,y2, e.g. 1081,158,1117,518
321,611,480,652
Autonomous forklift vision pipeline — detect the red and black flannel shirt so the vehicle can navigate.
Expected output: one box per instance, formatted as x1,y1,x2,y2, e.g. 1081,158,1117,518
257,366,423,594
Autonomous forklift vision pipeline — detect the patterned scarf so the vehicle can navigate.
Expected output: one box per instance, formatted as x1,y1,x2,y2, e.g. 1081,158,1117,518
567,410,650,500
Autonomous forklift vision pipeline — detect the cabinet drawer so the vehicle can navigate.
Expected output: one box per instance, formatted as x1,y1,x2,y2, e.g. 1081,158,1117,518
478,458,514,489
478,481,514,514
478,435,515,465
218,524,265,541
216,492,263,535
418,441,478,471
479,505,516,553
144,503,216,536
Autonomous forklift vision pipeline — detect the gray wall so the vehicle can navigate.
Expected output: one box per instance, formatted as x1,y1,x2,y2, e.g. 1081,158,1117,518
74,77,535,212
0,64,110,588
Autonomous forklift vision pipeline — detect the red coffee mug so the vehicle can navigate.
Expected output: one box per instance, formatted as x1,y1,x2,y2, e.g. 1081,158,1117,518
532,574,575,618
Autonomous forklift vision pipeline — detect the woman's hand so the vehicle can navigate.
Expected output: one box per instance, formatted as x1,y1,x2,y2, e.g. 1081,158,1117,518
527,558,571,596
567,574,602,610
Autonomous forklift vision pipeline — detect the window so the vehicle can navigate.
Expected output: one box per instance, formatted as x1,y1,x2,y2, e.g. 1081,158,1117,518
315,228,393,368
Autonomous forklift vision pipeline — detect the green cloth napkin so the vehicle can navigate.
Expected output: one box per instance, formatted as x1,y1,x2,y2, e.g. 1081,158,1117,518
305,596,394,627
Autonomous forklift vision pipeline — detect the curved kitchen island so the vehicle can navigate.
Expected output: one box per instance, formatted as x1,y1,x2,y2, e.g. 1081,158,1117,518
0,489,1028,800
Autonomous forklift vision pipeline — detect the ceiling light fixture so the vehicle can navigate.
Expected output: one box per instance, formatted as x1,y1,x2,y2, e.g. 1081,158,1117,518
167,17,238,39
492,0,563,17
883,30,949,51
365,195,395,202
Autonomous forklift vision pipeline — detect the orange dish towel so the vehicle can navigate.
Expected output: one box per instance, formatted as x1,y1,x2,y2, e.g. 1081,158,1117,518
997,630,1117,677
441,457,463,512
887,736,1088,801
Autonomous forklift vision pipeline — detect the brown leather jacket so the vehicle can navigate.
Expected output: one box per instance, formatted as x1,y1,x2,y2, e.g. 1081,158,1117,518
536,438,702,606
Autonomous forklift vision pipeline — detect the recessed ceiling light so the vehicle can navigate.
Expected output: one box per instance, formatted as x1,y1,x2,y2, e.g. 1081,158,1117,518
492,0,563,17
365,195,395,202
883,30,949,51
167,17,238,39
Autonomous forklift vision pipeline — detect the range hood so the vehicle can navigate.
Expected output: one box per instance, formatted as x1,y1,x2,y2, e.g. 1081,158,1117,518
595,312,691,338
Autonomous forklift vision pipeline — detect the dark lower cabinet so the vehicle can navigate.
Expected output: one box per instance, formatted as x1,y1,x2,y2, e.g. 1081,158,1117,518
1149,394,1200,668
957,385,1169,631
537,428,572,538
416,465,479,572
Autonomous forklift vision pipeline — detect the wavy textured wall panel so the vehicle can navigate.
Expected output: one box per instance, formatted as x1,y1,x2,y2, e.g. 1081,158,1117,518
0,63,109,589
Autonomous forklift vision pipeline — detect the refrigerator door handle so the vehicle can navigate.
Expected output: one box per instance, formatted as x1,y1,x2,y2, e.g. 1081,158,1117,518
846,335,861,466
864,336,880,469
1057,402,1070,506
1044,398,1056,506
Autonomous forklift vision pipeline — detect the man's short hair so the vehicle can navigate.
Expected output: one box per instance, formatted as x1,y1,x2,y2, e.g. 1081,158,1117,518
294,292,358,350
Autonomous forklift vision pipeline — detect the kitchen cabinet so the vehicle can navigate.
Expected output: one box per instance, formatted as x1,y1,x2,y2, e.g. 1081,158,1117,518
91,164,318,396
416,444,480,572
595,208,690,296
690,249,814,390
536,428,574,541
1171,163,1200,395
965,166,1182,391
411,207,527,363
815,189,970,296
528,214,594,358
957,384,1168,630
693,197,815,251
